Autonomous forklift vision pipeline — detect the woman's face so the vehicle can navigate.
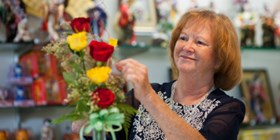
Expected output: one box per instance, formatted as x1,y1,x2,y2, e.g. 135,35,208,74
173,24,219,77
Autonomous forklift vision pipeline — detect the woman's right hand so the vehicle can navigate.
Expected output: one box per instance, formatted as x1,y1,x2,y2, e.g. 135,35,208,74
115,58,155,103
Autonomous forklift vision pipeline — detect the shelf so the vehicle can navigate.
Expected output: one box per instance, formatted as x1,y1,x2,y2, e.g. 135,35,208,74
117,43,168,59
241,46,280,51
118,43,150,58
0,104,71,109
0,42,34,54
241,123,280,130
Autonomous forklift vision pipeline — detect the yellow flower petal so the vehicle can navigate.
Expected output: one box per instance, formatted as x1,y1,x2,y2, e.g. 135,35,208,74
109,38,118,47
67,32,87,51
86,66,112,85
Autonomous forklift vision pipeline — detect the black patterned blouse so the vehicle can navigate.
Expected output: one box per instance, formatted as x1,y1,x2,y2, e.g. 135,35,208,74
128,81,245,140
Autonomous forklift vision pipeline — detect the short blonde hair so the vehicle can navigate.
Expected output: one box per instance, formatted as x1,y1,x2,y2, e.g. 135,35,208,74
169,9,242,90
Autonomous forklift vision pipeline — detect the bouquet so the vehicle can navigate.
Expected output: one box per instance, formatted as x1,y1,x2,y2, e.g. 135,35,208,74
42,17,136,140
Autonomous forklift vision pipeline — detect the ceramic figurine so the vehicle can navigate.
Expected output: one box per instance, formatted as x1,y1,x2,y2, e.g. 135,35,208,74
87,6,107,37
15,129,30,140
262,17,275,47
261,4,275,47
41,119,54,140
235,3,258,47
274,11,280,47
42,0,65,40
116,0,136,45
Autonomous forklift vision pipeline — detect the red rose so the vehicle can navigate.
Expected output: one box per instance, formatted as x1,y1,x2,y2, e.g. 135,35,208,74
93,88,115,108
70,17,91,33
89,40,114,62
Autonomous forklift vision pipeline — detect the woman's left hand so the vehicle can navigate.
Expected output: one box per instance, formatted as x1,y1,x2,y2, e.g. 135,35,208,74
115,59,154,102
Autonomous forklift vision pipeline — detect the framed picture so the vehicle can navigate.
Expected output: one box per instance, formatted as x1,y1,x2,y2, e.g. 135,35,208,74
240,69,276,125
131,0,157,32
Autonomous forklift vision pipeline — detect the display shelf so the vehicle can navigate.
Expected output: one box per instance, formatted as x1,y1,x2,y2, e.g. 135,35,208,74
0,104,72,109
0,42,34,54
117,43,150,58
241,46,280,51
241,123,280,130
0,104,73,131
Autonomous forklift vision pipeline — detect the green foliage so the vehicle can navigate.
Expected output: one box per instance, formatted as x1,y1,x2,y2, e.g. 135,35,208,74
63,72,76,84
51,109,82,124
117,103,137,140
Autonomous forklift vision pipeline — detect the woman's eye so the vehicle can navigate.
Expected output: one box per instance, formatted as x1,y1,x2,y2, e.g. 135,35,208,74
179,35,188,41
197,40,206,46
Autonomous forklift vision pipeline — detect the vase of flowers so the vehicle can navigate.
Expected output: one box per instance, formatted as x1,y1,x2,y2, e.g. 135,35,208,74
43,17,136,140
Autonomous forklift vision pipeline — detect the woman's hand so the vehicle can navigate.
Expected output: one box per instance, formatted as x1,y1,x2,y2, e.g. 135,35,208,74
115,59,154,102
72,119,87,133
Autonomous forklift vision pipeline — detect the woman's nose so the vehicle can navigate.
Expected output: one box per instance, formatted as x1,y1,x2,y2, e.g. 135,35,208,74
182,40,195,52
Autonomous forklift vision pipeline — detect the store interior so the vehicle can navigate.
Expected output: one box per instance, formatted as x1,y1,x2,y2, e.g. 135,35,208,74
1,0,280,139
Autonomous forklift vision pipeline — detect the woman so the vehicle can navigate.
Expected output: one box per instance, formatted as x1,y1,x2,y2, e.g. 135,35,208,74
115,9,245,139
74,9,245,139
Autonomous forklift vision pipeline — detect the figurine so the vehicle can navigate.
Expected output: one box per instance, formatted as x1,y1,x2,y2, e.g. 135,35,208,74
152,0,174,47
262,17,275,47
15,129,30,140
0,0,32,42
87,6,107,37
41,118,54,140
274,11,280,47
0,130,9,140
261,4,276,47
116,0,136,45
235,3,258,47
42,0,65,41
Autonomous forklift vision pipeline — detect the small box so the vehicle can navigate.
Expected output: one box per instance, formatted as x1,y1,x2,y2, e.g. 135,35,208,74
0,87,13,107
19,51,62,78
31,76,67,105
19,51,44,78
31,77,47,106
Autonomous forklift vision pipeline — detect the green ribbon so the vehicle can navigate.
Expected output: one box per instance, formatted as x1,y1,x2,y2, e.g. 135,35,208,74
79,107,125,140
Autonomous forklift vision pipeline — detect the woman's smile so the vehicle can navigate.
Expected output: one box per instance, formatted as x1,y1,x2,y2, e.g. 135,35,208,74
179,54,196,61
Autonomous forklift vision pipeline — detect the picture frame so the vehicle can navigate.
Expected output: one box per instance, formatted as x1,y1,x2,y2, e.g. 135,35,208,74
131,0,157,33
240,69,276,125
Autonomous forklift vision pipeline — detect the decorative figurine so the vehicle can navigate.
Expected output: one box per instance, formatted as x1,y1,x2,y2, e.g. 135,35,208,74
262,17,275,47
116,0,136,45
261,4,275,48
41,118,54,140
42,0,65,40
152,0,175,47
235,3,258,47
0,130,9,140
87,6,107,37
274,10,280,47
15,129,30,140
0,0,32,42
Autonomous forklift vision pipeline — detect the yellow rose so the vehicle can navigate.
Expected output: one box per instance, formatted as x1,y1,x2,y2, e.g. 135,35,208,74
86,66,112,85
67,32,87,51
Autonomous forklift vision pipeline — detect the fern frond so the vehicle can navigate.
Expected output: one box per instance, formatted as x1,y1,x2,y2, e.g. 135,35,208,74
117,103,138,140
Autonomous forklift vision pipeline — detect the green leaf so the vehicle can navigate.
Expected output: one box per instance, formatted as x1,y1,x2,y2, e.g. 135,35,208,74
76,99,90,113
52,109,82,124
116,103,137,140
69,60,83,73
63,72,76,84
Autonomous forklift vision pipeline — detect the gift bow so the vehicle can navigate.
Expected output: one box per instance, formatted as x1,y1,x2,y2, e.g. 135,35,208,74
80,107,125,140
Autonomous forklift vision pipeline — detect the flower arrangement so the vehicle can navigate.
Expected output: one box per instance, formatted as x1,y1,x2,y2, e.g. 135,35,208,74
42,17,136,140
